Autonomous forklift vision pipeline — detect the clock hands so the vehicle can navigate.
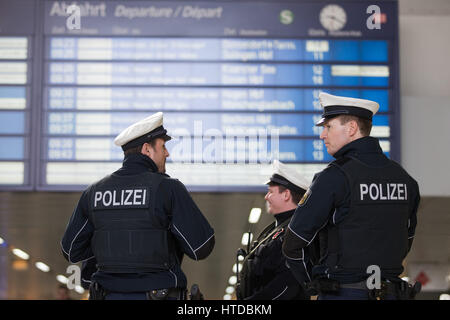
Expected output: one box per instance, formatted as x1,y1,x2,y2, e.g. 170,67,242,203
324,15,345,25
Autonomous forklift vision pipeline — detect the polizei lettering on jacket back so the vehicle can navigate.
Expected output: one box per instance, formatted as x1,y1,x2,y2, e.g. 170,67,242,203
359,183,407,201
93,188,149,209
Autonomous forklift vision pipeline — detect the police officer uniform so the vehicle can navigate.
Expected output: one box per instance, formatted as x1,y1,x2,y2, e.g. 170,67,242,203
236,160,312,300
61,112,215,300
282,93,421,300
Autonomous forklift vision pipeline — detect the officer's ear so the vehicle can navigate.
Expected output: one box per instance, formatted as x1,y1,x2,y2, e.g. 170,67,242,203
283,188,292,202
347,119,359,137
140,143,152,156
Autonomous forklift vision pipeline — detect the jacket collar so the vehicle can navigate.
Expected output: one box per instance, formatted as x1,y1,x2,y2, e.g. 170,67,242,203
116,153,159,175
274,209,296,226
333,136,382,159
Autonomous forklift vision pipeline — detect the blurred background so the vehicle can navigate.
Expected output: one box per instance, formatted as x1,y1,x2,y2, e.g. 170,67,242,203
0,0,449,300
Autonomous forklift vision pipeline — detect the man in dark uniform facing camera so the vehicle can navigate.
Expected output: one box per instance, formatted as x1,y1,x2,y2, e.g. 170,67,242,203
282,93,421,300
236,160,312,300
61,112,215,300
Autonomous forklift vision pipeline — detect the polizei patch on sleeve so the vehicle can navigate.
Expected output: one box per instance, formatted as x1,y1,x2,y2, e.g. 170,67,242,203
298,188,311,206
93,188,150,210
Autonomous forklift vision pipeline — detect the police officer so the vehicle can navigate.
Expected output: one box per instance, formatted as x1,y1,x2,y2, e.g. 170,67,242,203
61,112,215,300
282,93,421,300
236,160,312,300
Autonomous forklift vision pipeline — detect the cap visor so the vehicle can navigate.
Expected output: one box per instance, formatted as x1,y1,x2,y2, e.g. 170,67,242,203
315,117,326,126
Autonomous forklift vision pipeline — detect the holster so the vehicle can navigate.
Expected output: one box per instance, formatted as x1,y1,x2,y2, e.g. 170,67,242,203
395,280,422,300
189,284,204,300
147,288,187,300
367,281,394,300
306,278,340,295
89,282,108,300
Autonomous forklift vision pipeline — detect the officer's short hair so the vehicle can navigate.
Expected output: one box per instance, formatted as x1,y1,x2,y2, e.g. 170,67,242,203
338,115,372,136
270,183,305,205
123,139,157,156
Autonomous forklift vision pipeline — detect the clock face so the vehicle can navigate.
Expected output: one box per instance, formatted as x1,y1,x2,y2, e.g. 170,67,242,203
319,4,347,31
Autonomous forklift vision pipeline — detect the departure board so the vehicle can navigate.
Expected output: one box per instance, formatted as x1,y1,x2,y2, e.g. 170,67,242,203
0,0,34,188
0,0,400,191
0,48,29,185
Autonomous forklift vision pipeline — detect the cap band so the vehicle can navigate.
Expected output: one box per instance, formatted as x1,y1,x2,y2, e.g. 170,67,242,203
322,105,373,120
268,174,306,195
121,126,171,151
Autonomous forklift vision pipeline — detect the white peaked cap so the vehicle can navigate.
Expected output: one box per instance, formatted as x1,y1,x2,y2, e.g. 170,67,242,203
316,92,380,126
265,160,310,193
114,112,171,150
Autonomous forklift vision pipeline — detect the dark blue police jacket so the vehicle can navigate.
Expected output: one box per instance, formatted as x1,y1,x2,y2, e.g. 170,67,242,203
240,210,310,300
282,136,420,284
61,153,215,292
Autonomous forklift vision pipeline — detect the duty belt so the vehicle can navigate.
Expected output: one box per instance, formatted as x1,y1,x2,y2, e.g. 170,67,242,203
308,278,421,300
340,280,397,300
89,281,186,300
